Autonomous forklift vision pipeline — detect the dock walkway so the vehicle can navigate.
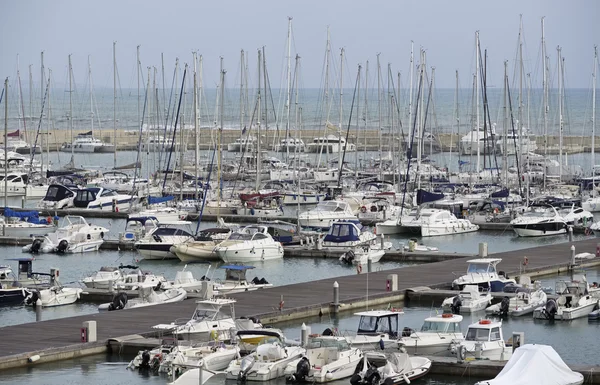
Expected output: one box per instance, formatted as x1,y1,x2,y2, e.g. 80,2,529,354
1,237,599,367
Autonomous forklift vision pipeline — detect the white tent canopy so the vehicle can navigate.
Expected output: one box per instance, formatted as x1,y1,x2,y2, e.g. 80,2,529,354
475,344,583,385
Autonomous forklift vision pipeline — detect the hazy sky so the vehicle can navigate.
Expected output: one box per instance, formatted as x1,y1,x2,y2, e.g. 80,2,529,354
1,0,598,90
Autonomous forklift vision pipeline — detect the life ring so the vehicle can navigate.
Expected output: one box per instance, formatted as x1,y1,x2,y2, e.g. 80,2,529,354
442,313,454,318
479,319,492,325
494,207,499,214
360,206,367,213
356,264,362,274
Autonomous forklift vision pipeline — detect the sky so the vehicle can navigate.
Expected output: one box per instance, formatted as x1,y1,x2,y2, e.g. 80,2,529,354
0,0,598,91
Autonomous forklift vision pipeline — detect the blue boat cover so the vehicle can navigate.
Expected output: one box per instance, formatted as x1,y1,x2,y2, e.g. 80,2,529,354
219,265,255,270
323,222,360,243
148,195,174,205
491,188,509,198
416,189,444,205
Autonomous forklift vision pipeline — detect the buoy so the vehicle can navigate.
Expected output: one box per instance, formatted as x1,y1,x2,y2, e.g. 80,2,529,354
523,257,529,266
28,355,40,363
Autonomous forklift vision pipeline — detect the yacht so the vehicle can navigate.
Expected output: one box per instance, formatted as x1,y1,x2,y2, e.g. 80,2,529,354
60,132,114,153
345,309,404,350
37,184,76,210
81,264,141,289
286,335,362,383
25,285,83,307
459,127,496,155
419,208,479,237
510,205,568,237
119,216,160,243
451,258,516,292
171,227,232,262
450,319,513,361
350,351,431,385
134,221,195,260
98,286,187,311
322,221,377,249
0,172,48,197
558,205,594,227
305,135,356,153
442,285,492,313
212,265,273,295
22,215,108,254
533,277,599,320
0,208,56,238
214,225,284,263
298,200,357,230
495,127,538,155
274,138,306,153
485,287,548,317
227,135,257,152
72,187,138,212
226,329,305,382
397,313,463,356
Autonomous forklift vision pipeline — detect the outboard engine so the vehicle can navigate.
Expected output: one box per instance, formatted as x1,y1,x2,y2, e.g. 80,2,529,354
339,250,355,265
29,239,43,254
252,277,260,284
139,350,151,369
499,296,510,317
25,290,39,306
543,298,558,320
287,356,310,383
108,292,128,311
401,327,415,337
450,296,462,314
56,239,69,253
238,355,255,382
322,328,333,336
258,277,269,284
364,366,381,385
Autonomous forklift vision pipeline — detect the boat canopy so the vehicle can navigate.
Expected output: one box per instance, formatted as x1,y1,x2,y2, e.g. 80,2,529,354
323,222,361,243
42,184,75,202
416,189,445,205
490,188,509,198
3,208,51,225
148,195,174,205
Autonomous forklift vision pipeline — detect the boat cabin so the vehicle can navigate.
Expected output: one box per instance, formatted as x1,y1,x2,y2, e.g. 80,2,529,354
195,227,231,241
555,279,588,303
150,221,194,239
420,313,463,333
323,221,362,243
465,258,502,275
41,184,75,206
314,200,352,213
73,187,120,208
219,264,255,283
354,309,404,338
465,319,504,343
190,298,236,322
122,216,159,241
228,225,271,241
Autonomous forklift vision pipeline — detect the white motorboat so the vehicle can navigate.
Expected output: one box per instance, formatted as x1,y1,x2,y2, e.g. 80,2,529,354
533,277,599,320
0,258,47,287
474,344,584,385
451,258,516,292
402,238,439,252
285,336,363,383
298,200,357,230
442,285,492,313
0,263,33,305
358,198,401,224
494,127,537,156
37,184,76,210
212,265,272,295
558,205,594,227
305,134,356,154
397,313,464,356
25,285,82,307
459,127,496,155
486,287,548,317
60,132,114,153
322,221,377,249
134,206,187,223
227,135,257,152
172,228,232,262
98,286,187,311
134,221,195,260
510,204,568,237
154,298,259,341
0,209,56,238
115,272,169,291
166,267,210,292
339,246,385,266
119,216,160,243
345,309,404,350
215,225,284,263
419,208,479,237
81,264,140,289
22,215,108,254
274,138,306,153
226,329,305,382
450,319,513,361
160,342,240,374
72,187,138,212
350,351,431,385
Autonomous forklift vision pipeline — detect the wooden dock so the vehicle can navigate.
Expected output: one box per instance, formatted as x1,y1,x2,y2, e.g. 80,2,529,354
0,237,599,370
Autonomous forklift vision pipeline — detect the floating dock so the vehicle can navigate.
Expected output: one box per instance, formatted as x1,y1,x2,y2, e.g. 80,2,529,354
0,237,600,380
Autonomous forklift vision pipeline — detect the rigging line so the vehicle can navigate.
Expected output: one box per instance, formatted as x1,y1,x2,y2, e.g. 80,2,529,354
29,78,50,173
336,64,361,188
159,62,178,173
162,66,187,194
195,144,217,234
131,70,150,192
506,74,523,196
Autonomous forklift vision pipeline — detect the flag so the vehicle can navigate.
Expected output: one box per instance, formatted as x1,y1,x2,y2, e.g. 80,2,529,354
458,160,470,166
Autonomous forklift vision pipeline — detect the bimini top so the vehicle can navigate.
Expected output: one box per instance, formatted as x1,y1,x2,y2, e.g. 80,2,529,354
219,265,256,271
466,258,503,265
324,221,362,243
354,309,404,317
424,313,463,323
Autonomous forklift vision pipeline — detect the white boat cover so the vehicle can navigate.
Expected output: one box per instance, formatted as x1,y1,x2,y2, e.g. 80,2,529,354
475,344,583,385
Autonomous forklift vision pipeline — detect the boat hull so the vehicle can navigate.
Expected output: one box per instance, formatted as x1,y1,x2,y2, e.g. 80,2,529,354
217,244,283,263
0,288,30,306
512,223,567,237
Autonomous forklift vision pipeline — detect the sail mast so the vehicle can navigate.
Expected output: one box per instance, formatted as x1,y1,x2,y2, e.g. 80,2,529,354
113,41,117,168
557,46,563,183
475,31,481,173
542,18,548,191
285,17,293,163
68,54,74,159
592,46,597,182
338,47,344,181
256,49,262,192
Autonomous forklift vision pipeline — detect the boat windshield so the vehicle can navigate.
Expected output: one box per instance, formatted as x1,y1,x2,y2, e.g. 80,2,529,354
357,315,397,336
192,309,225,321
465,327,490,342
420,321,460,333
229,233,253,241
306,338,350,350
467,264,492,274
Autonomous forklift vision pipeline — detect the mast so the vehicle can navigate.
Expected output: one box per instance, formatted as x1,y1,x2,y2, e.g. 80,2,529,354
180,63,187,201
408,42,414,163
137,45,141,133
475,31,481,173
193,52,199,203
3,78,7,234
503,60,509,185
557,46,563,183
377,53,382,180
518,15,524,170
417,49,426,190
592,46,597,182
68,54,74,159
363,60,369,163
217,57,224,209
285,17,293,162
452,70,459,171
338,47,344,180
113,41,117,168
542,18,548,190
256,49,262,192
88,56,94,138
318,27,331,168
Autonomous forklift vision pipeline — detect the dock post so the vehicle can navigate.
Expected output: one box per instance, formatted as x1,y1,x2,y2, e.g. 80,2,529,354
35,300,42,321
108,280,114,294
478,242,488,258
332,281,339,313
571,245,576,267
367,258,372,273
301,323,308,346
380,234,384,250
568,226,573,242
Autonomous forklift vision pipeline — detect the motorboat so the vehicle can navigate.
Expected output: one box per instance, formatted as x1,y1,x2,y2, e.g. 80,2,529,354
37,184,76,210
227,135,257,152
494,127,538,156
339,246,385,265
298,200,357,230
98,286,187,311
442,285,492,313
350,351,431,385
166,266,210,292
212,265,272,295
22,215,108,253
0,258,47,287
459,127,496,155
25,285,82,307
557,205,594,228
119,216,160,243
164,343,240,381
81,264,140,289
397,313,464,356
72,187,138,212
286,335,363,383
0,208,56,238
357,198,401,224
0,172,48,197
60,132,114,153
0,264,32,305
451,258,516,292
402,238,439,252
322,221,377,249
474,344,583,385
226,329,305,382
533,277,599,320
450,319,513,361
154,298,260,341
419,208,479,237
345,309,404,350
486,287,548,317
115,271,169,291
274,137,306,153
134,221,195,260
214,225,284,263
305,134,356,153
510,204,568,237
172,228,232,262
